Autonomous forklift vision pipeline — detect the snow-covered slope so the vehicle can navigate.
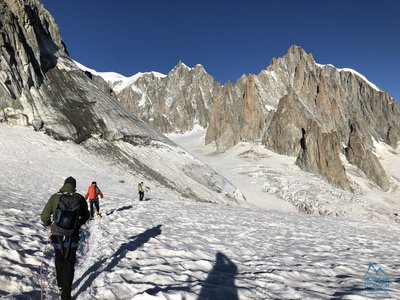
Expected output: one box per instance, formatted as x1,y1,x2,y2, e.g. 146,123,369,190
73,60,166,93
1,124,399,299
168,128,400,223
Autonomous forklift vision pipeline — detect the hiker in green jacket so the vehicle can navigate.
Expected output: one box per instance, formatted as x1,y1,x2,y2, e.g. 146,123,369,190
41,176,89,300
138,181,145,201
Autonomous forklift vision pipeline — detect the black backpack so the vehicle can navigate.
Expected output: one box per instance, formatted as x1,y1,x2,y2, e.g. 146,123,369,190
52,193,82,236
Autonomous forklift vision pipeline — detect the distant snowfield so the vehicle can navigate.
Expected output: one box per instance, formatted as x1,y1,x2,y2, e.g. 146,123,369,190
167,128,400,223
72,60,166,93
1,124,399,299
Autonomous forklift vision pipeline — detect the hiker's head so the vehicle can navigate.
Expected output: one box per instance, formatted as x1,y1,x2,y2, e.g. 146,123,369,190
64,176,76,188
92,181,97,185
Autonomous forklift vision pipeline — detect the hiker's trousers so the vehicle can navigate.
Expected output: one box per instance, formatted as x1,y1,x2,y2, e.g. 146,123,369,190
89,198,100,217
52,235,79,300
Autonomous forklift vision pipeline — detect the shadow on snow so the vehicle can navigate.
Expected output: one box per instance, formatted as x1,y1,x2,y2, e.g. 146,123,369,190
72,225,162,296
144,252,239,300
197,252,239,300
105,205,134,216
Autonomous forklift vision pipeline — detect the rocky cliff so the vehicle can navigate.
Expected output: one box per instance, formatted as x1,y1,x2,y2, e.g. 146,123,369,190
259,46,399,190
0,0,244,204
115,61,220,134
109,45,400,191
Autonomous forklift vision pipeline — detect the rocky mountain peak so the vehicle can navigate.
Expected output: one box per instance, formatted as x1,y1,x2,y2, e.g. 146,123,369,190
168,61,209,78
268,45,316,72
114,59,220,134
194,63,205,70
75,39,399,192
110,41,400,191
170,60,191,75
286,44,310,59
205,46,400,190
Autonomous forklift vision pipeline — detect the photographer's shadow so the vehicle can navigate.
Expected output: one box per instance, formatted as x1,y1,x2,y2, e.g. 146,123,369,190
198,252,239,300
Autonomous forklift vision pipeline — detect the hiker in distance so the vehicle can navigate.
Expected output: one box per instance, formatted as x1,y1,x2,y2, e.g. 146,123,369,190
85,181,104,219
138,181,144,201
41,176,90,300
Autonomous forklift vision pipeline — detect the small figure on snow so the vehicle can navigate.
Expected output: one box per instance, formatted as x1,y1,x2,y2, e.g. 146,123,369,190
40,176,89,300
85,181,104,218
138,181,144,201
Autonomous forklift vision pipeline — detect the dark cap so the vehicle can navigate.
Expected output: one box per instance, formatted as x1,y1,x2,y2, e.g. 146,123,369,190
64,176,76,188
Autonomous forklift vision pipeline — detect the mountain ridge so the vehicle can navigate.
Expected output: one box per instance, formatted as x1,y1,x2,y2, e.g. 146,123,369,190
86,45,400,192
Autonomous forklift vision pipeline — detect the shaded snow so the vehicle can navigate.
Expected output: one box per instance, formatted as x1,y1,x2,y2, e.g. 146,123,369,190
1,124,400,299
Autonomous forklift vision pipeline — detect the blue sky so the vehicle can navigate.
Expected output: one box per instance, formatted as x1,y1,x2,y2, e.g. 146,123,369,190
42,0,400,101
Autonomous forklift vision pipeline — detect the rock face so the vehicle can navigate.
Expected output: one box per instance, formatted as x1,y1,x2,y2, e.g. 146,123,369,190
205,83,241,151
206,46,400,190
0,0,64,125
345,122,391,190
258,46,400,190
116,62,220,133
0,0,167,143
0,0,244,204
296,121,351,190
110,45,400,191
239,77,265,141
206,76,266,151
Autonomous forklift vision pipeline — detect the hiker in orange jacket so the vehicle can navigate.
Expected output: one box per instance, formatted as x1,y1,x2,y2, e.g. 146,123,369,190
85,181,104,219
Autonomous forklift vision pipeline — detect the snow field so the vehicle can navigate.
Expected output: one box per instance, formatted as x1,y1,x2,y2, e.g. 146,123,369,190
0,124,399,299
